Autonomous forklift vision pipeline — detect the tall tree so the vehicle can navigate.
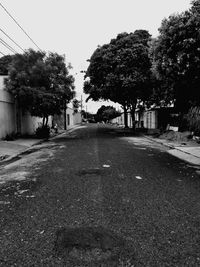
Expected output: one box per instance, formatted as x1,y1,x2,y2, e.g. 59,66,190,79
84,30,152,128
5,49,75,125
153,0,200,113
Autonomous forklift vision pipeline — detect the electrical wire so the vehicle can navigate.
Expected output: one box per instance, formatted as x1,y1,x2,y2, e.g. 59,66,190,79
0,37,16,53
0,38,17,53
0,27,25,52
0,2,42,52
0,50,5,56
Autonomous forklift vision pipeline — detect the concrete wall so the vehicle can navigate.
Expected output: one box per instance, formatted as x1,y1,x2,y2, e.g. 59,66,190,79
113,109,158,130
144,110,158,129
53,105,82,130
0,75,53,138
66,106,74,127
21,113,50,135
111,112,132,127
0,76,16,139
73,112,82,125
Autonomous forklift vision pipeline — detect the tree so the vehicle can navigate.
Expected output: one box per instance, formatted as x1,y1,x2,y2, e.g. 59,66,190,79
72,98,81,113
0,55,13,75
84,30,152,128
153,0,200,113
6,49,75,125
96,105,121,122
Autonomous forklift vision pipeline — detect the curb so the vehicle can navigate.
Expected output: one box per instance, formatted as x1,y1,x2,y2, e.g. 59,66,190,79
144,135,200,161
0,125,82,165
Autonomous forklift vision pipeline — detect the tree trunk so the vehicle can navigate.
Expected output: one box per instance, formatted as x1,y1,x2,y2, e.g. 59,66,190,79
45,116,48,126
42,116,45,127
64,101,67,130
130,103,136,131
123,105,128,128
130,107,136,131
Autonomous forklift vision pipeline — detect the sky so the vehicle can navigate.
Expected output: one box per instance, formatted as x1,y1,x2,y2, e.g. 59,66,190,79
0,0,192,113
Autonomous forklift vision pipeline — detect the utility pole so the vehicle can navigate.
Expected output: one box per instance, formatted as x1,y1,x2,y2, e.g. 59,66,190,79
80,95,83,123
81,95,83,113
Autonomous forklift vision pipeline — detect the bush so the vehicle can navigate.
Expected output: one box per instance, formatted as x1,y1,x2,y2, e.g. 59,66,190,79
186,106,200,136
3,132,17,141
35,125,50,139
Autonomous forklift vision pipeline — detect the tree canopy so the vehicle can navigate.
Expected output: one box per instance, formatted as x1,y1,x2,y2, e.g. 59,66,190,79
96,105,121,122
153,0,200,112
0,55,13,75
5,49,75,124
84,30,152,127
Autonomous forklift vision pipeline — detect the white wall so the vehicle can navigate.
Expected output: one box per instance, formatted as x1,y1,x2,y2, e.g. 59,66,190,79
0,76,53,138
144,110,158,129
66,106,82,127
111,112,132,127
20,113,47,135
0,76,16,139
66,106,74,127
73,112,82,125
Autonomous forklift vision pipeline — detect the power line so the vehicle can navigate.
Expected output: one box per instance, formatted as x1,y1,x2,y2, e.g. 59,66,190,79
0,38,17,53
0,38,17,54
0,51,5,56
0,2,42,52
0,27,25,52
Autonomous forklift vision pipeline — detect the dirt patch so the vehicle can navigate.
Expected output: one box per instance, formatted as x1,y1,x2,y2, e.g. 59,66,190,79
54,226,127,264
159,131,192,142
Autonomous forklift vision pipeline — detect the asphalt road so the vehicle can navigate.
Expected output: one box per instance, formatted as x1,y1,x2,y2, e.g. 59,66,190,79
0,124,200,266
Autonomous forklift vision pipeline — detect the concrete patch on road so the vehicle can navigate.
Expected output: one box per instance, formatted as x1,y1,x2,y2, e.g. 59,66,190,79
53,226,133,265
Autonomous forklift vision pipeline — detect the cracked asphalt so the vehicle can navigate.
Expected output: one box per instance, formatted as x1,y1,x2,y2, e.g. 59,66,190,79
0,124,200,266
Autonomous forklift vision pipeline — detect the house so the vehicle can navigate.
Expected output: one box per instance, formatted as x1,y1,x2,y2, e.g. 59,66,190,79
135,107,177,132
111,106,176,132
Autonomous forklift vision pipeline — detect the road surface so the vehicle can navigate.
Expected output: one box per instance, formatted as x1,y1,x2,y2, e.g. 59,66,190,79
0,124,200,266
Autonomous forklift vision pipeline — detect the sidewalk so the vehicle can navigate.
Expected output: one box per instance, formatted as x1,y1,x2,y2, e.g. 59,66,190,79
0,124,83,163
145,135,200,166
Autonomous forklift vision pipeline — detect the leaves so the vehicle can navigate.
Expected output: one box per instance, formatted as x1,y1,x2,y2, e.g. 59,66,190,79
153,1,200,111
96,105,121,122
6,49,75,118
84,30,152,108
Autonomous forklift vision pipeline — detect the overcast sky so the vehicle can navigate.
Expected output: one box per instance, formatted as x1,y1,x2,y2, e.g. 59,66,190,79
0,0,192,113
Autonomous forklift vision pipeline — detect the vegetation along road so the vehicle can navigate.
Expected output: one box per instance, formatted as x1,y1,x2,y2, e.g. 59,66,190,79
0,124,200,266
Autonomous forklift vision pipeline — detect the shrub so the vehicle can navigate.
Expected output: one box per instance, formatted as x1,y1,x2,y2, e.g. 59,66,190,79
186,106,200,136
35,125,50,139
3,132,16,141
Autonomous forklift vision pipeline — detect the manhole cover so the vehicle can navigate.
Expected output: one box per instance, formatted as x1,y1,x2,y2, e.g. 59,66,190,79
54,226,125,263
